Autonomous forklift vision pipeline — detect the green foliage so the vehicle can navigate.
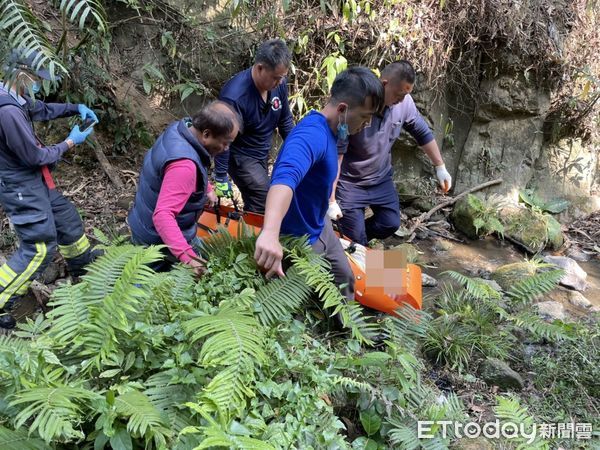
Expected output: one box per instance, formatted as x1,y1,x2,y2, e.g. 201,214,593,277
519,189,570,214
466,194,505,238
494,396,550,449
0,425,50,450
424,267,572,372
526,322,600,431
10,386,103,442
54,0,107,33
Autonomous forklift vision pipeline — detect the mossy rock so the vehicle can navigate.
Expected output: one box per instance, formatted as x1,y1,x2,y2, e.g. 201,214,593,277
545,215,564,250
500,207,548,252
478,357,524,390
453,437,494,450
450,196,479,239
491,262,537,291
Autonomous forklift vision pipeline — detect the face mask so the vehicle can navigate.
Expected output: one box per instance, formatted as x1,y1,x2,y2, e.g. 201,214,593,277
337,108,349,141
31,82,41,94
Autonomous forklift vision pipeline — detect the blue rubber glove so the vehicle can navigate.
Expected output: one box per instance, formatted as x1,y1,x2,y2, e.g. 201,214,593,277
78,104,99,123
67,125,93,145
214,176,233,198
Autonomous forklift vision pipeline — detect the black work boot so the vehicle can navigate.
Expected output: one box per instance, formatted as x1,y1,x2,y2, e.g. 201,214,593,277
0,309,16,329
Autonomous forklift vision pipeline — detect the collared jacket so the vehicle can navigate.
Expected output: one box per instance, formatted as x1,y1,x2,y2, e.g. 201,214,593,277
0,88,78,185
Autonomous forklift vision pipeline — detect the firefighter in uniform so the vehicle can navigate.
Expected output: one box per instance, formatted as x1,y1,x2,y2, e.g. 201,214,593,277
0,52,99,328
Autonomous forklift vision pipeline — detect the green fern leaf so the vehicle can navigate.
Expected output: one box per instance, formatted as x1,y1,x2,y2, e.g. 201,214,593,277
184,306,265,419
254,266,313,326
10,386,102,442
195,424,275,449
115,390,172,445
441,271,501,300
506,269,564,304
55,0,107,33
0,425,50,450
0,0,66,80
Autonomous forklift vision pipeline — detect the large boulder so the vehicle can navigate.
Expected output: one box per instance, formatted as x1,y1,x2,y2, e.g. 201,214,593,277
451,196,480,239
479,358,524,390
491,262,537,291
543,255,588,291
500,206,548,253
535,301,567,321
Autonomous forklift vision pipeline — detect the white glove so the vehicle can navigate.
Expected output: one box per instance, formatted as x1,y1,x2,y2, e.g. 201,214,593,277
327,201,343,220
435,164,452,193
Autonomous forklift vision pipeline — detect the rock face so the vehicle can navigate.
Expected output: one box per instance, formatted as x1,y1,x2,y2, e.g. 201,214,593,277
491,262,537,291
535,301,567,321
543,255,588,291
479,358,524,390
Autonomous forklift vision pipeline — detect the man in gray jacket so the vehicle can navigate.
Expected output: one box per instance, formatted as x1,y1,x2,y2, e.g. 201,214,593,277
0,51,98,328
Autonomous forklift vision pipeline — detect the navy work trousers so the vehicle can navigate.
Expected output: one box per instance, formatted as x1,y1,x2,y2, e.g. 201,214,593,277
336,176,401,246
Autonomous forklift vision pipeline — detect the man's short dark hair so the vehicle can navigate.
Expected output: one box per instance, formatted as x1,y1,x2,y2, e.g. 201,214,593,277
381,60,416,84
192,101,242,137
330,67,385,113
254,39,291,70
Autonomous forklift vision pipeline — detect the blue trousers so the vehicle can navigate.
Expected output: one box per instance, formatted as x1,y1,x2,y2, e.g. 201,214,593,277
336,176,401,246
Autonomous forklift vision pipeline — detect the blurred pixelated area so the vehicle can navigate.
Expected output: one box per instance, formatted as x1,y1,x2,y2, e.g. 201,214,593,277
366,248,408,297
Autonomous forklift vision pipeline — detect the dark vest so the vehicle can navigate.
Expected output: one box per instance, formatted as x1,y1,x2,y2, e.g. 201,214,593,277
128,119,210,245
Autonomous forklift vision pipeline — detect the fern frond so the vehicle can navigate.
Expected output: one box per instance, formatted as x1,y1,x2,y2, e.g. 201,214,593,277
494,395,549,449
388,423,419,450
506,269,564,305
0,425,50,450
195,424,276,450
0,334,31,353
0,0,66,79
509,313,572,341
185,307,265,367
332,376,373,393
184,306,265,419
254,266,313,326
81,244,163,299
441,271,502,300
10,386,102,442
54,0,107,33
379,306,430,350
46,282,90,346
289,250,378,344
115,390,172,446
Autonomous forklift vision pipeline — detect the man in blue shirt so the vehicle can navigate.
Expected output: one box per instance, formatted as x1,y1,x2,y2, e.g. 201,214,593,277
254,67,384,300
327,60,452,245
214,39,294,213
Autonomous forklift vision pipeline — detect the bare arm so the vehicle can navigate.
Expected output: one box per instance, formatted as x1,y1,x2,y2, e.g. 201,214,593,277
254,184,294,278
421,139,451,192
421,139,444,166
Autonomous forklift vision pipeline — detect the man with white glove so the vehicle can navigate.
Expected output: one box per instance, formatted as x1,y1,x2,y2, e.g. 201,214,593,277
330,60,451,245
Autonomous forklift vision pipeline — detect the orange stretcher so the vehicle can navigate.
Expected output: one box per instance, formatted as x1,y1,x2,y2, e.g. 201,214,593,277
197,204,422,315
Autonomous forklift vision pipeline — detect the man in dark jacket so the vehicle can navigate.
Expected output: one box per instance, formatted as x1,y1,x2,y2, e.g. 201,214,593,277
213,39,294,213
0,52,98,328
128,101,240,276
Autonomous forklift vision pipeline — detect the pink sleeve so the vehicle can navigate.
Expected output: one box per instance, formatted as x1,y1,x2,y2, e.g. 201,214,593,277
153,159,199,263
207,182,214,192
